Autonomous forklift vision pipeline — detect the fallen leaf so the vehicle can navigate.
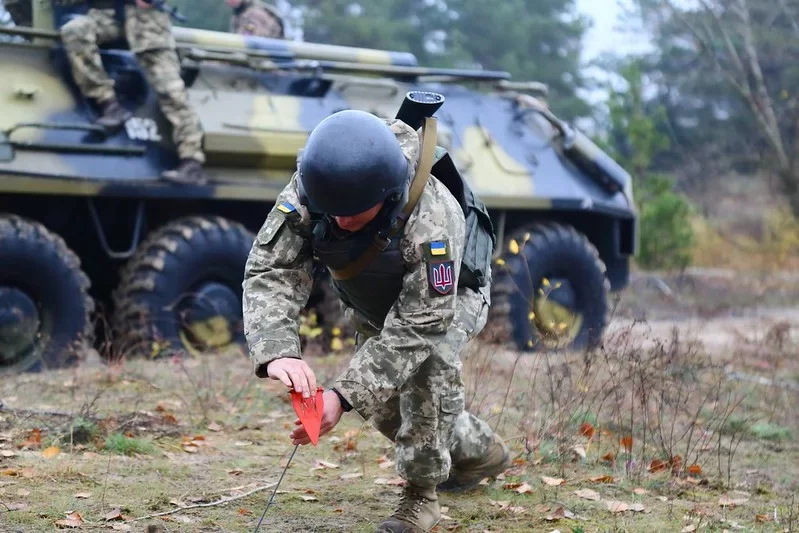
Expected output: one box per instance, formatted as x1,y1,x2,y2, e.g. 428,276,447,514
1,450,17,458
5,502,28,511
574,488,600,501
688,464,702,475
572,445,587,460
620,435,633,451
16,488,30,497
649,459,667,473
18,428,42,449
379,460,395,470
544,505,575,521
513,482,534,494
374,477,405,486
589,475,614,483
183,444,198,454
680,525,697,533
657,496,669,502
630,503,645,512
310,459,339,471
238,508,252,516
42,446,61,459
55,511,85,528
104,509,123,521
301,495,318,501
111,525,131,531
578,423,596,439
207,422,222,432
606,501,629,513
718,495,748,507
755,514,772,523
601,452,615,462
541,476,565,486
340,472,363,480
74,492,91,499
545,506,565,521
633,487,649,496
234,441,253,446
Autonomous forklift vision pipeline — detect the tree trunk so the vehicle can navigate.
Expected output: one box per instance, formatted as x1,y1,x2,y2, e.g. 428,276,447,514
778,168,799,218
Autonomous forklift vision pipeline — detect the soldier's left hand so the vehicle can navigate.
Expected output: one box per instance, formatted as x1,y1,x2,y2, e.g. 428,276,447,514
135,0,153,8
290,390,344,445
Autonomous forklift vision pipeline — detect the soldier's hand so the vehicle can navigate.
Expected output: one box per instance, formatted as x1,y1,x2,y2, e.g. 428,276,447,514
135,0,153,8
291,390,344,445
266,358,317,398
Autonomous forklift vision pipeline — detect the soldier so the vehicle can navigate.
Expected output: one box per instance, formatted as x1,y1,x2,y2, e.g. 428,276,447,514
59,0,206,185
242,109,511,532
225,0,284,39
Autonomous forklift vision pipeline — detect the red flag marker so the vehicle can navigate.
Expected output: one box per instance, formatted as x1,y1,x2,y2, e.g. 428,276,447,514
291,387,324,446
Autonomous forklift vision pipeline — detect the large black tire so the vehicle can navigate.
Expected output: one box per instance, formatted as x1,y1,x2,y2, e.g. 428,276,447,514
489,222,610,352
0,215,94,374
112,216,255,359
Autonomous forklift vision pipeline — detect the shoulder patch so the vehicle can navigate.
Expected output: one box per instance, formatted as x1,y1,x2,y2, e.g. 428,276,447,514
424,240,454,296
277,201,296,214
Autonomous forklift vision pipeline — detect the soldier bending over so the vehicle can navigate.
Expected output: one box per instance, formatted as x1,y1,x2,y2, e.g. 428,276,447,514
242,109,511,532
59,0,206,185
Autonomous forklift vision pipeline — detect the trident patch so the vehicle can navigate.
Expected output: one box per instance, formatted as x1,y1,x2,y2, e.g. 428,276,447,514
424,240,455,296
428,260,455,295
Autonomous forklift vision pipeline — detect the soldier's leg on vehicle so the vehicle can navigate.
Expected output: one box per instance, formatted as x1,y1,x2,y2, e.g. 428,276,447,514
60,9,131,129
135,49,207,185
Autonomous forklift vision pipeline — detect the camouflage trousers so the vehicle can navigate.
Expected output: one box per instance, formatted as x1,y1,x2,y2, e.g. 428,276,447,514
357,286,498,488
60,7,205,163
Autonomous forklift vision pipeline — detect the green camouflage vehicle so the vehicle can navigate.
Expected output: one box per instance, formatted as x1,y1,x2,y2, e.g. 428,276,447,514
0,1,637,375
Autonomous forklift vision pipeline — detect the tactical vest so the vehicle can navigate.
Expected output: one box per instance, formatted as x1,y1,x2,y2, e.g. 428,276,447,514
311,219,406,328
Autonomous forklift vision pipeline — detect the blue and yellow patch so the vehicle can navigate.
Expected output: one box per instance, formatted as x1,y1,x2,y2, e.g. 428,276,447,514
276,201,296,214
430,240,447,256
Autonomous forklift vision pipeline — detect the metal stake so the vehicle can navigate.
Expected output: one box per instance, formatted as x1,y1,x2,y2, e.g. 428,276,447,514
253,443,299,533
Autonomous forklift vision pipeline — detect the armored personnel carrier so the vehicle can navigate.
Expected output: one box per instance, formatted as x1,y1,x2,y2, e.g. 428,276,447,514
0,1,637,374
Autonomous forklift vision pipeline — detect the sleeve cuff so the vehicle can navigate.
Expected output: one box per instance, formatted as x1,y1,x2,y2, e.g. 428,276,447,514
249,338,302,378
333,380,379,420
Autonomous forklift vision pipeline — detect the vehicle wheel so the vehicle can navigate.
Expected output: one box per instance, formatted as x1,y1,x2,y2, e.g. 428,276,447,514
112,216,255,359
0,215,94,374
490,222,610,351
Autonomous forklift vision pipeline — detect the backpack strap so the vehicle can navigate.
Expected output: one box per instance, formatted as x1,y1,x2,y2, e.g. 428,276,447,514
329,117,438,281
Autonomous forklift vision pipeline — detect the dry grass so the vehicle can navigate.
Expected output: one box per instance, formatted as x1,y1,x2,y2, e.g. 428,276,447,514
1,291,798,531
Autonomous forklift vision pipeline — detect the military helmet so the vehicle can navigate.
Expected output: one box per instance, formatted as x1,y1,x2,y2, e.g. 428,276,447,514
298,110,409,217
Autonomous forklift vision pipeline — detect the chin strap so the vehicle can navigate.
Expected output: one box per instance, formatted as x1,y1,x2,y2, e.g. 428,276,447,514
327,117,438,281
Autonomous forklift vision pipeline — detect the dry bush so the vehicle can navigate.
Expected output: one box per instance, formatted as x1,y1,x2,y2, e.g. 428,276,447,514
463,318,754,486
690,207,799,272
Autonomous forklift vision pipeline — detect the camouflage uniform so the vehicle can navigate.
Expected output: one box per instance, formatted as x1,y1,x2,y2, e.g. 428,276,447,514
60,5,205,165
230,0,284,39
242,119,499,490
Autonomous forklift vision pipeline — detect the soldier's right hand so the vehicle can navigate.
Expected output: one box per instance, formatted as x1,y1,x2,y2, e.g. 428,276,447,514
266,358,318,398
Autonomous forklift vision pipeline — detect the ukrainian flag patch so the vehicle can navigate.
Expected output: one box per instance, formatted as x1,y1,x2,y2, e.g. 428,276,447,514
430,240,447,256
277,201,296,214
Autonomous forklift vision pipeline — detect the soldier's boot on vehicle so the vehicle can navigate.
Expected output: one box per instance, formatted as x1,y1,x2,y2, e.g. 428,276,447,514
95,98,132,131
375,485,441,533
161,158,208,186
436,433,512,493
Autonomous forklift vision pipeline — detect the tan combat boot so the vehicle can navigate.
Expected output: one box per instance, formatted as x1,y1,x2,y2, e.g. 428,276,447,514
375,484,441,533
437,433,512,493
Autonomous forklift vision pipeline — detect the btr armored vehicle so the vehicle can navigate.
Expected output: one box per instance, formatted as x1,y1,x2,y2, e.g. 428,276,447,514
0,1,637,374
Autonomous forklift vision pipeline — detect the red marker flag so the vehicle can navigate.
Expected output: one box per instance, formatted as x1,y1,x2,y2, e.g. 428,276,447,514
291,388,324,446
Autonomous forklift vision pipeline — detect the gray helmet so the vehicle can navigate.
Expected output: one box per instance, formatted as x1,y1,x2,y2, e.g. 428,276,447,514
298,110,409,217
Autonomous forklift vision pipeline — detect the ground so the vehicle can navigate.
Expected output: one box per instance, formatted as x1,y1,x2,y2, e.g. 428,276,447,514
0,269,797,532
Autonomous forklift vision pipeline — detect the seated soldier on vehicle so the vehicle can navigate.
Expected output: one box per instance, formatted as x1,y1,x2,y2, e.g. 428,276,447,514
225,0,284,39
58,0,206,185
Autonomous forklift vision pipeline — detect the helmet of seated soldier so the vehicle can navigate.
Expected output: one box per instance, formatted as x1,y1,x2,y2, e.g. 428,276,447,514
298,110,410,217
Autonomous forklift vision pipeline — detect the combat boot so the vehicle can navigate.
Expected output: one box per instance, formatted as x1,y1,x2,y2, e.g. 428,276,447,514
95,98,132,131
161,159,207,185
437,433,512,493
375,484,441,533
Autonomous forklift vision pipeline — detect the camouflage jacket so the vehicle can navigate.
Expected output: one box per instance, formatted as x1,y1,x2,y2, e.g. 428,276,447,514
230,0,284,39
242,119,466,420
